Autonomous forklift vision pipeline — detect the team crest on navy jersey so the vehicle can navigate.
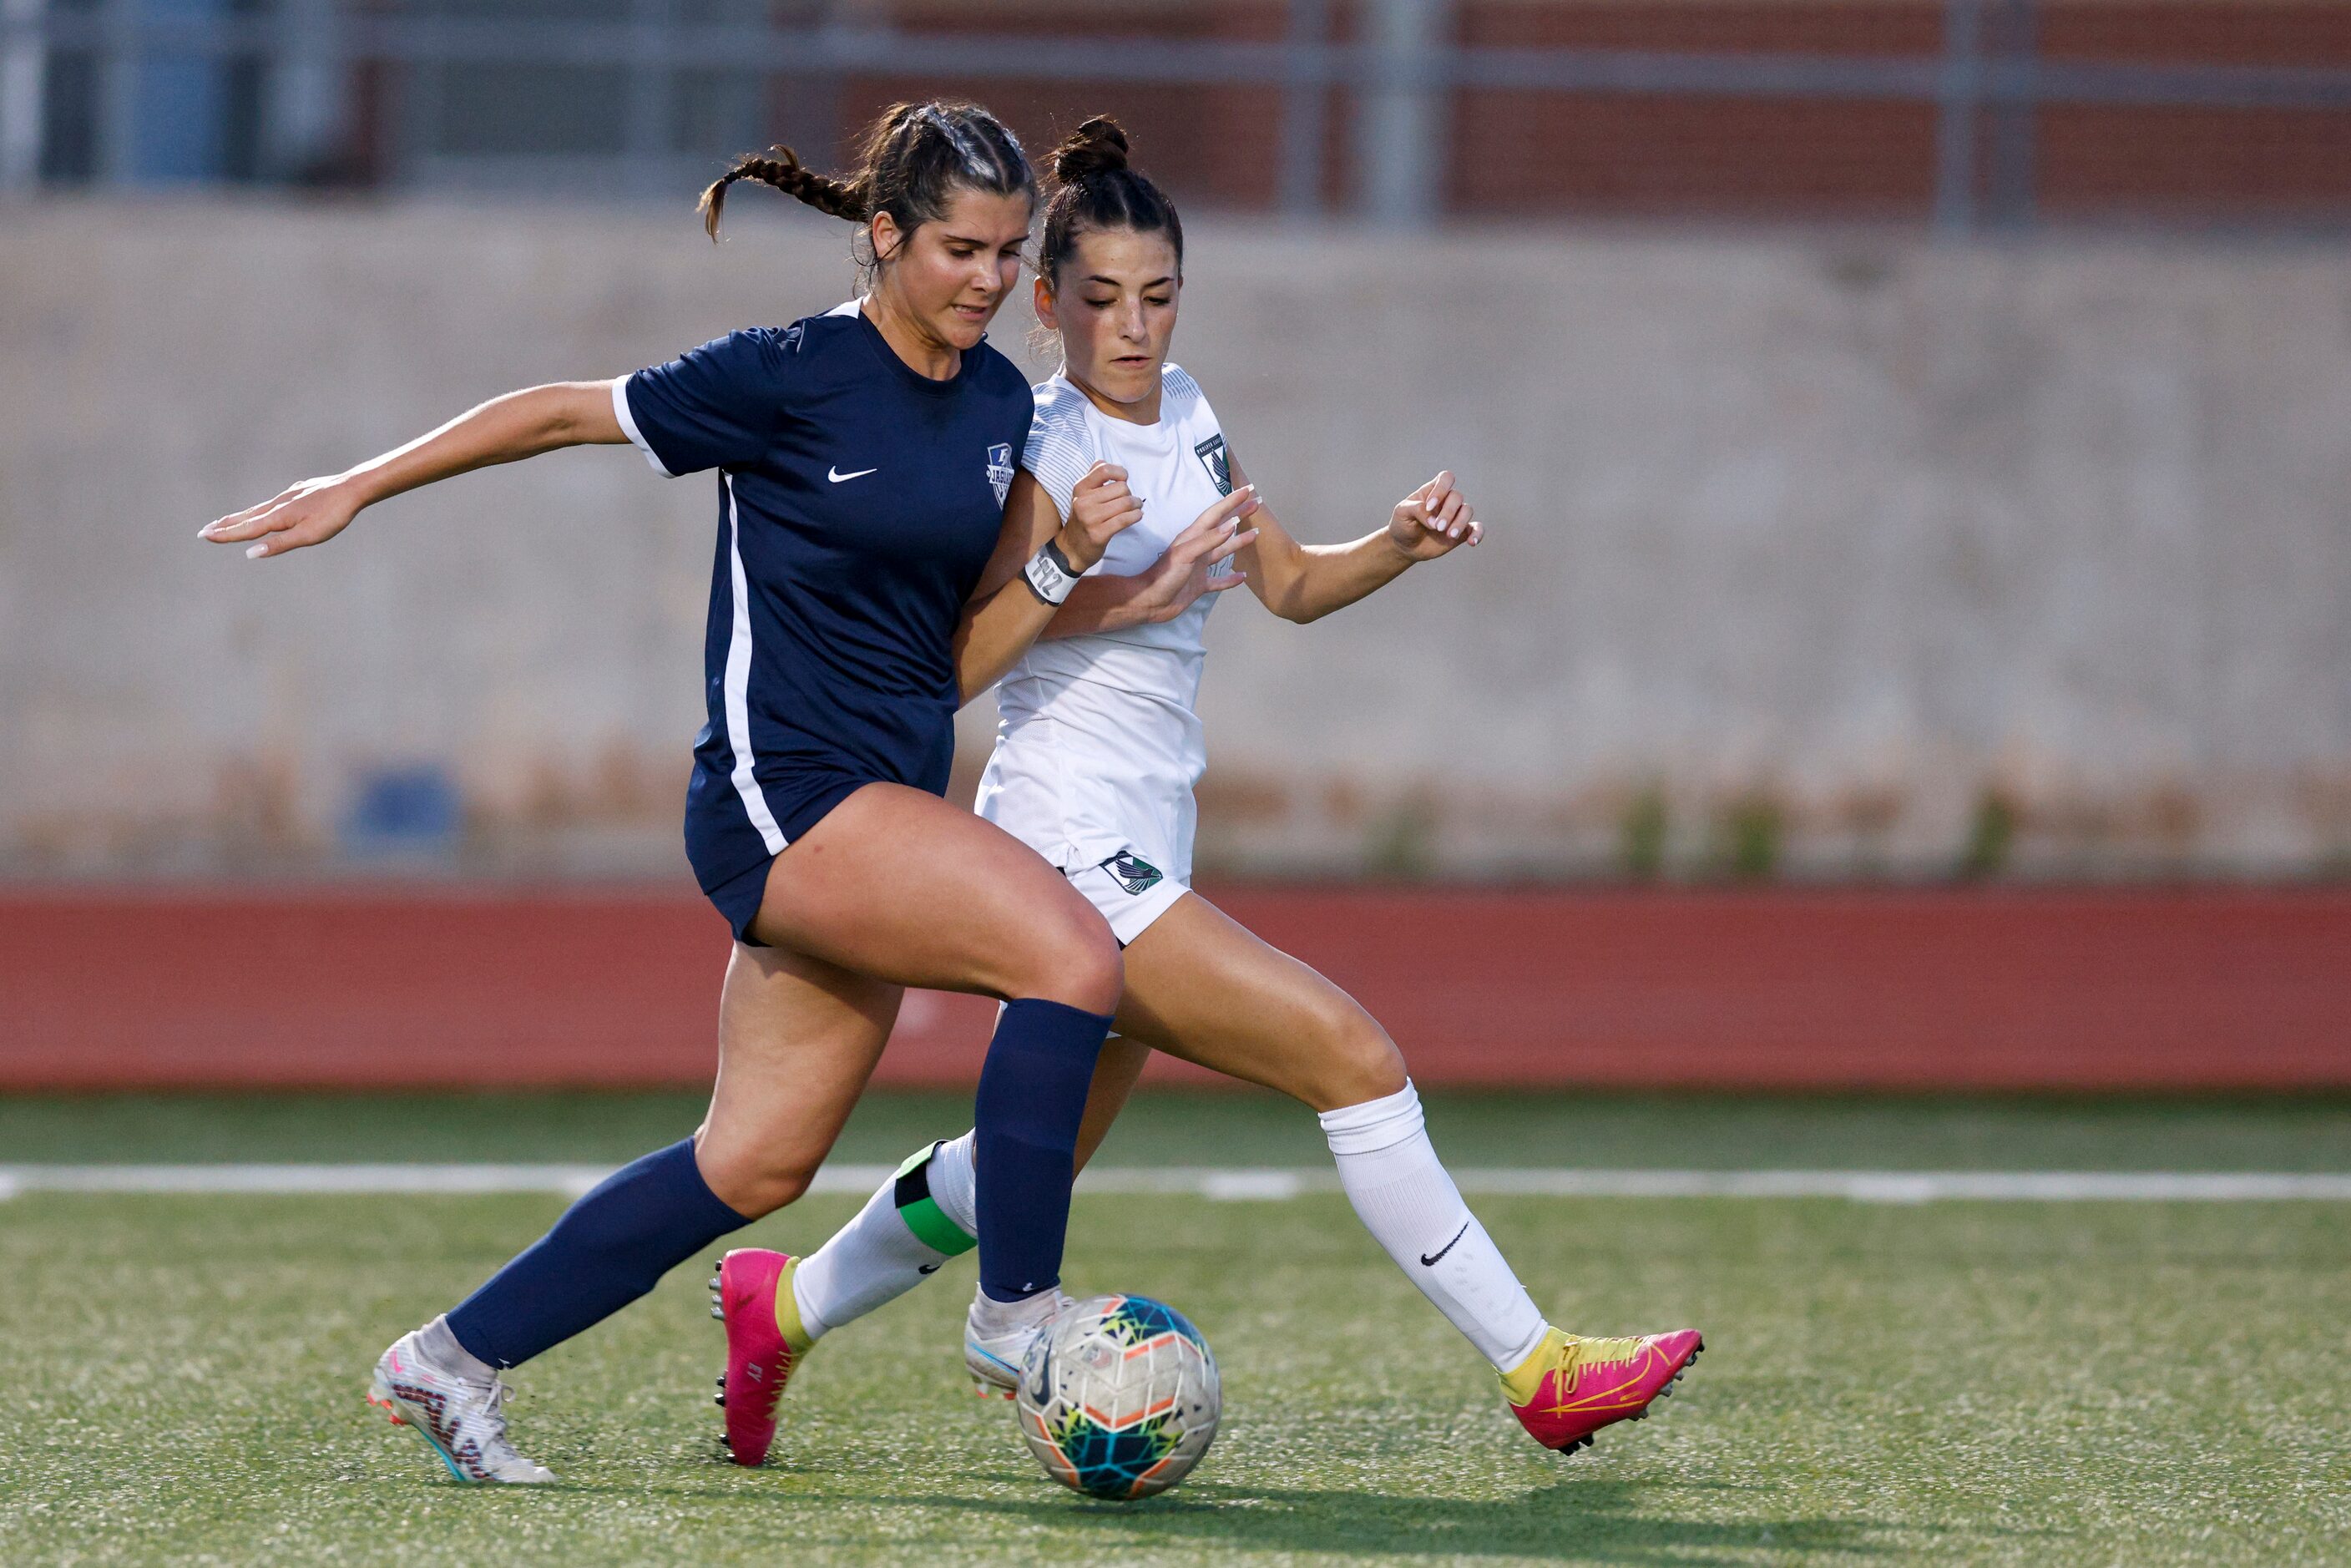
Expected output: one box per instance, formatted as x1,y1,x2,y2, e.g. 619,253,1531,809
986,443,1016,505
1100,849,1165,895
1193,433,1232,496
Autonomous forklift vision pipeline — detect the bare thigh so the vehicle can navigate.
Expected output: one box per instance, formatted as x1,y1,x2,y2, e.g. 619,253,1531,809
750,782,1120,1013
1065,893,1411,1169
693,941,902,1216
693,782,1120,1212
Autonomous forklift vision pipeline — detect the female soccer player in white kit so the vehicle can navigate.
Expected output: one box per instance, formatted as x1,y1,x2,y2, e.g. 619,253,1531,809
720,119,1701,1457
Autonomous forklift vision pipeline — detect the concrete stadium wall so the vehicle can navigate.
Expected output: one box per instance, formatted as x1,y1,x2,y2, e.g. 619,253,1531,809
3,198,2349,883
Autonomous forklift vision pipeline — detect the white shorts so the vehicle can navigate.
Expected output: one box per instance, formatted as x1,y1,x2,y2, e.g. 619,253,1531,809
974,712,1198,947
1064,850,1191,947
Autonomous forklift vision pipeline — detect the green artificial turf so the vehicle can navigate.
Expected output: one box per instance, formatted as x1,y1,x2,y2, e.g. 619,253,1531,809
8,1087,2351,1171
3,1182,2348,1564
4,1093,2347,1563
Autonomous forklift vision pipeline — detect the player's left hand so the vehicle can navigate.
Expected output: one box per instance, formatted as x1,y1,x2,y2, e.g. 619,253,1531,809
1388,471,1484,562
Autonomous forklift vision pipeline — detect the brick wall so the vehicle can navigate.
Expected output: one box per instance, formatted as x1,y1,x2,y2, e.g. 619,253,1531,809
811,1,2351,221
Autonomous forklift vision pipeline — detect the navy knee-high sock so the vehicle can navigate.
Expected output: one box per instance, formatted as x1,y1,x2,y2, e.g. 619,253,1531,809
446,1138,751,1368
972,997,1114,1302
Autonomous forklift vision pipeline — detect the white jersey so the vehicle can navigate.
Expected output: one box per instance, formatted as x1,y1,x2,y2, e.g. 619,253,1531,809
975,363,1236,941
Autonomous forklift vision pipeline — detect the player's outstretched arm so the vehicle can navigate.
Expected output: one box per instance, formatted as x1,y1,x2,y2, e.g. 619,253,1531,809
1238,459,1484,625
198,380,628,559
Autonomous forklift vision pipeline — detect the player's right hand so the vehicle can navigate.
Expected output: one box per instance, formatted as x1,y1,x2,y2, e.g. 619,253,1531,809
1058,461,1145,569
199,476,364,559
1130,486,1259,624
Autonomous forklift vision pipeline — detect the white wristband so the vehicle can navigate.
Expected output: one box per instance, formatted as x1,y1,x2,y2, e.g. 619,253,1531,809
1023,539,1080,605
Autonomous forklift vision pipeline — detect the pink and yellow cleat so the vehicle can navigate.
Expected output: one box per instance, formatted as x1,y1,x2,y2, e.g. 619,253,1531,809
1500,1326,1703,1454
709,1248,813,1467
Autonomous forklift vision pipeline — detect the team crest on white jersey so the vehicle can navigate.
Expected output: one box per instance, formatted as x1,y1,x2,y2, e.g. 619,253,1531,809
1192,433,1231,496
985,443,1015,505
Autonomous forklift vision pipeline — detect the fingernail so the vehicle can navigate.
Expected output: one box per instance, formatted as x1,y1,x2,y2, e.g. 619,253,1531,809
245,543,267,559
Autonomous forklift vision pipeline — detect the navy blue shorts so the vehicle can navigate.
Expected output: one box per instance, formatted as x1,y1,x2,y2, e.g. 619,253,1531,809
700,855,776,946
685,765,897,945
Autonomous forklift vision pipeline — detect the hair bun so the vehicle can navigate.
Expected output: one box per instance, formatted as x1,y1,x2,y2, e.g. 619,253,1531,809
1049,117,1130,184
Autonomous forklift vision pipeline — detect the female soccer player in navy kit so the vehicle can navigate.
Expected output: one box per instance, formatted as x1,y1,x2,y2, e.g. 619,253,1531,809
733,120,1701,1459
197,103,1220,1484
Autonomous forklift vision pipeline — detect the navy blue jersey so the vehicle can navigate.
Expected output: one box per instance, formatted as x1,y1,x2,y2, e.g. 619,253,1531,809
615,302,1033,901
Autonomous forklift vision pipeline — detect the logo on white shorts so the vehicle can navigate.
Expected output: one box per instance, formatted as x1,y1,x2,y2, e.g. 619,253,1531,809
1100,850,1165,896
985,443,1015,506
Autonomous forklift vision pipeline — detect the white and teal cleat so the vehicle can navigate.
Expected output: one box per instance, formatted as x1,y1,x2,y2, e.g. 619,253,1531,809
367,1320,556,1485
962,1286,1070,1399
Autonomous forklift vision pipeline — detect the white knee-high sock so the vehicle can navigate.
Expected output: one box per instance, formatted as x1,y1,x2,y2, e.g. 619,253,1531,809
791,1134,978,1341
1319,1082,1548,1371
926,1132,978,1232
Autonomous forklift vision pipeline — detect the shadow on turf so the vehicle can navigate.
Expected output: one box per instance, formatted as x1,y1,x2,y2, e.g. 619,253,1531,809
889,1476,1933,1561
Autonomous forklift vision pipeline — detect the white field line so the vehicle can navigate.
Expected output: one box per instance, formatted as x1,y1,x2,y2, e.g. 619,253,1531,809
3,1165,2349,1204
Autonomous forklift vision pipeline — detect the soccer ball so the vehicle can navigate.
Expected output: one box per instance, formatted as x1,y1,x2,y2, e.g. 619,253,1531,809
1014,1293,1221,1500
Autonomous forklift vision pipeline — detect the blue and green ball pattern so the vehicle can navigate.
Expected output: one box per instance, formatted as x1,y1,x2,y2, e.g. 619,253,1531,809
1100,1296,1206,1353
1036,1403,1186,1500
1019,1294,1221,1500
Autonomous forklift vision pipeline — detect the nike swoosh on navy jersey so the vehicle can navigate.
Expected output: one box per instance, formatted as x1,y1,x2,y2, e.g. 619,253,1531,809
827,465,878,483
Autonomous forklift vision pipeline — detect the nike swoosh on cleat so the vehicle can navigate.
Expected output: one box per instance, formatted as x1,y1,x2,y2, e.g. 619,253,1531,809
827,466,877,483
1420,1221,1472,1267
918,1262,942,1275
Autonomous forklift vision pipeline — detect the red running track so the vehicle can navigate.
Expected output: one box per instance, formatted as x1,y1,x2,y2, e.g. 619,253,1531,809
1,886,2344,1091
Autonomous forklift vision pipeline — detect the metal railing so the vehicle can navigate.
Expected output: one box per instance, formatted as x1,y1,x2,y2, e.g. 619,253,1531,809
7,0,2351,228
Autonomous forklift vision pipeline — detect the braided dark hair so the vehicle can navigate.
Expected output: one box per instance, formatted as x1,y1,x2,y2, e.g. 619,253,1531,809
700,144,866,230
700,102,1035,280
1036,117,1184,289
